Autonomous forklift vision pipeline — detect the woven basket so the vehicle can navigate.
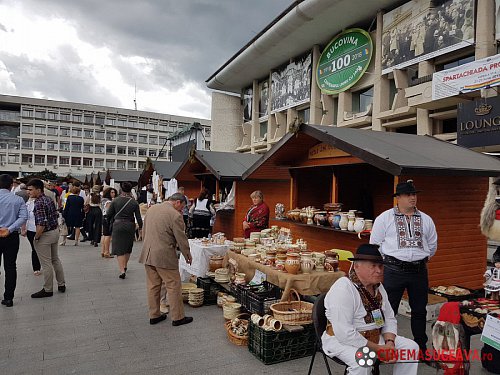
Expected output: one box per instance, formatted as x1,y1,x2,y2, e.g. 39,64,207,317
225,313,250,346
270,289,313,326
223,302,242,320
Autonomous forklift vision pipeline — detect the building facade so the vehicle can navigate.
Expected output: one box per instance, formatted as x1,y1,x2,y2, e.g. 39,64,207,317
206,0,500,154
0,94,211,176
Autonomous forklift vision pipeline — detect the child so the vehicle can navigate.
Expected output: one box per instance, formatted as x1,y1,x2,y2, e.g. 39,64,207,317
484,249,500,300
58,213,68,246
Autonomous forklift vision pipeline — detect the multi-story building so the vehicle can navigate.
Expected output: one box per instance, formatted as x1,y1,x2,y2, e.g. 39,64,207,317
0,94,211,176
206,0,500,154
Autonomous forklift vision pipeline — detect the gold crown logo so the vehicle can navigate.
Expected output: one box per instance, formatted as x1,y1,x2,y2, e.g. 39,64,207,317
475,104,492,116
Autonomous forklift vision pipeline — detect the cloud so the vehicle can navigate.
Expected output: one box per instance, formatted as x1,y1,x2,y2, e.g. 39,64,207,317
0,22,7,32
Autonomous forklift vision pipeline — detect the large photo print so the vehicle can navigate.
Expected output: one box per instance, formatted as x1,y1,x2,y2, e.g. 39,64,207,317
382,0,474,74
271,53,311,113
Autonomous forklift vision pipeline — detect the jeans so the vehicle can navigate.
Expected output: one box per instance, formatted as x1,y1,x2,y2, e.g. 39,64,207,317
383,265,429,350
0,232,20,300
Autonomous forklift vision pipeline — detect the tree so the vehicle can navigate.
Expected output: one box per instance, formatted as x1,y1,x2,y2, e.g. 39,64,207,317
24,168,58,181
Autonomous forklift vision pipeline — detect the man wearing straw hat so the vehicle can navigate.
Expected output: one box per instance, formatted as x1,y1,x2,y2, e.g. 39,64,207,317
322,244,419,375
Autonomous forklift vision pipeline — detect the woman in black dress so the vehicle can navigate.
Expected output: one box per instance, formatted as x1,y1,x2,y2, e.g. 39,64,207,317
63,185,85,245
101,187,117,258
107,182,142,279
85,185,102,248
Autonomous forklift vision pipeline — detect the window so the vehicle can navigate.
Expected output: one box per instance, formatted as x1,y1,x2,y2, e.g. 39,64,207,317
47,126,58,136
72,143,81,152
84,114,94,124
117,118,126,126
138,161,146,169
22,139,33,149
83,158,92,167
95,159,104,168
117,160,126,169
73,114,82,123
95,116,105,125
204,127,211,137
8,141,19,150
441,54,475,71
118,132,127,141
395,125,417,134
129,147,137,156
60,142,70,151
259,121,268,139
128,160,136,169
106,145,116,154
47,141,58,151
84,130,94,139
34,155,45,165
22,109,33,118
159,136,167,145
95,131,105,140
106,131,116,141
442,118,457,133
35,110,46,119
60,112,71,122
47,112,57,120
34,140,45,150
128,119,137,128
35,125,45,135
139,134,148,143
95,144,104,154
159,150,167,158
83,144,93,153
332,98,339,126
389,79,397,108
129,133,137,142
47,156,57,165
149,149,157,157
298,108,310,124
8,154,19,164
72,128,82,137
71,157,81,166
117,146,127,155
60,127,70,136
59,156,69,165
204,141,210,150
149,136,158,145
22,124,33,134
22,154,33,163
105,117,115,126
139,148,147,156
352,86,374,113
105,159,115,168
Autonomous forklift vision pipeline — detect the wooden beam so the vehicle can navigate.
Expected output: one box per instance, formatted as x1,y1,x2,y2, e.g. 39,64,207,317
331,172,338,203
393,176,399,206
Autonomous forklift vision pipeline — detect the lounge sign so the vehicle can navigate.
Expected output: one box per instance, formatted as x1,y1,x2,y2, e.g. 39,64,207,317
457,96,500,148
316,28,373,95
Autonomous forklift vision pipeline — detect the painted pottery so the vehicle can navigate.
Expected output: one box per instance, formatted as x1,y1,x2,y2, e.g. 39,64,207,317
354,217,365,233
339,213,349,231
275,203,285,219
347,215,356,232
364,219,373,230
300,252,314,274
324,250,339,272
209,255,224,272
284,252,301,274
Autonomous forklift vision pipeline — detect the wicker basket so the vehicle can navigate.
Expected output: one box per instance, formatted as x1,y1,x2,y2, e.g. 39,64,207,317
270,289,313,326
225,313,250,346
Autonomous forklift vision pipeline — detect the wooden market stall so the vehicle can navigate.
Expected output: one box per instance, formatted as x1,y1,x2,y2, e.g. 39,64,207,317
237,124,500,290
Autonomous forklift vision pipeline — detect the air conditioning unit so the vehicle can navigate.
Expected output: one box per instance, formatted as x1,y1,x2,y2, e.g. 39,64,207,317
29,163,33,168
0,162,6,166
77,166,82,170
53,165,58,169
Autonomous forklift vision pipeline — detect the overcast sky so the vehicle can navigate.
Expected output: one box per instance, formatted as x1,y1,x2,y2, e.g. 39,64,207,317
0,0,292,119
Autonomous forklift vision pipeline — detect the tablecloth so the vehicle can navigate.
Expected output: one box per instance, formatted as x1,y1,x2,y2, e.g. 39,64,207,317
224,250,345,301
179,239,231,281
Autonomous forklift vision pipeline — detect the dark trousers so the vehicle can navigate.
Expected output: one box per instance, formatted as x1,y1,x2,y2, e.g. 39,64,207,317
27,231,41,272
86,206,102,244
0,232,20,300
383,265,429,350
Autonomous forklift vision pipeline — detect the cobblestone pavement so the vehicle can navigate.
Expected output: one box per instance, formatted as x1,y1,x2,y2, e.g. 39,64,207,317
0,238,489,374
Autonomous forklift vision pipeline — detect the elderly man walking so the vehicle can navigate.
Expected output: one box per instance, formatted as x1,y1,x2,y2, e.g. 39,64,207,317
139,193,193,326
0,174,28,307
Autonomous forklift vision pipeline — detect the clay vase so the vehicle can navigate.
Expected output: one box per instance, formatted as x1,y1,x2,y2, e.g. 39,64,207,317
339,213,349,231
347,215,356,232
284,253,301,274
333,213,341,229
324,250,339,272
300,252,314,274
209,255,224,272
354,217,365,233
364,220,373,231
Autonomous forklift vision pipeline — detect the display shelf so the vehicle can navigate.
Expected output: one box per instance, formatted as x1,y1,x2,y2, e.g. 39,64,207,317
271,218,369,237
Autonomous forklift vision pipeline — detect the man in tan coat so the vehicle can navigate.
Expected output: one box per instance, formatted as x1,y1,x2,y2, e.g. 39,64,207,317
139,193,193,326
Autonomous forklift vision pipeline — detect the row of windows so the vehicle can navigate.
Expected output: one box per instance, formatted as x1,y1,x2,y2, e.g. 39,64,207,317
13,154,149,169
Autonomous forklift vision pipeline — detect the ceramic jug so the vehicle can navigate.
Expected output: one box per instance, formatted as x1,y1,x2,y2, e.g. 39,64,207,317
339,213,349,231
354,217,365,233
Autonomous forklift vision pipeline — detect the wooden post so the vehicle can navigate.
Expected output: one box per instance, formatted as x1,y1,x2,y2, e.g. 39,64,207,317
290,176,294,209
331,172,338,203
215,179,220,202
393,176,399,206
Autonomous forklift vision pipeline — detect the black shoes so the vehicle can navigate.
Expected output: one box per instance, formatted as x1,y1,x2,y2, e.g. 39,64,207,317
150,314,167,325
31,289,53,298
66,235,75,240
58,285,66,293
1,299,13,307
172,316,193,326
119,273,126,279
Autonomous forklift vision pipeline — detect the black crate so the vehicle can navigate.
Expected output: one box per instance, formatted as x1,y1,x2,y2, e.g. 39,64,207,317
248,321,316,365
229,283,249,304
196,277,221,305
244,282,282,315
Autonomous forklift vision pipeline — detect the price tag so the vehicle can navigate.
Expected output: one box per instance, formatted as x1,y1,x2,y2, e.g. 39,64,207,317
481,314,500,351
249,270,267,285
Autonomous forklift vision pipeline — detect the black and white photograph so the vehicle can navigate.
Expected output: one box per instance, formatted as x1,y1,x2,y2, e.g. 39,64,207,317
382,0,474,73
259,80,269,118
270,52,311,114
496,0,500,40
243,86,253,122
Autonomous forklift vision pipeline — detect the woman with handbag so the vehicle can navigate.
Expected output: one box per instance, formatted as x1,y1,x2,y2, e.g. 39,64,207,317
107,182,142,279
85,185,103,248
63,185,85,245
101,187,117,258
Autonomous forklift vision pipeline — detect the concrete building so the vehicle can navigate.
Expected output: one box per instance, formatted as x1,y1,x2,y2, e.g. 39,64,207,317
0,94,211,176
206,0,500,154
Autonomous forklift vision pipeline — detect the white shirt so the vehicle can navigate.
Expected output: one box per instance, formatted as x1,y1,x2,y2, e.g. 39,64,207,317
370,207,437,262
26,199,36,232
321,277,397,355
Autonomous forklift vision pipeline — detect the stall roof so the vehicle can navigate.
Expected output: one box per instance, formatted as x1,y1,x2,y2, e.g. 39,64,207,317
107,170,141,183
243,125,500,178
153,161,183,180
194,150,261,180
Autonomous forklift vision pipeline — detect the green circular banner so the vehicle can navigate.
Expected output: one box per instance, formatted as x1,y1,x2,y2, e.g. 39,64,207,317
316,28,373,95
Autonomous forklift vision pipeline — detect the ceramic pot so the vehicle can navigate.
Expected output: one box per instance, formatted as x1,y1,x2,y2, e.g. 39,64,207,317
364,219,373,231
209,255,224,272
347,215,356,232
324,250,339,272
284,252,301,274
339,213,349,231
333,213,341,229
354,217,365,233
275,203,285,219
300,252,314,274
315,211,327,226
234,272,246,285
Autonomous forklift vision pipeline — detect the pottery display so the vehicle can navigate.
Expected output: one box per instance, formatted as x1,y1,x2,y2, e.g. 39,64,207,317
333,213,341,229
339,213,349,231
347,215,356,232
275,254,287,271
234,272,246,285
324,250,339,272
209,255,224,272
314,211,328,226
364,219,373,231
284,252,301,274
300,252,314,274
353,217,365,233
275,203,285,219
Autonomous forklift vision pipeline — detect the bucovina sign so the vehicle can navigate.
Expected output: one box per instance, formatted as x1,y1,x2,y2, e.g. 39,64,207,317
316,28,373,95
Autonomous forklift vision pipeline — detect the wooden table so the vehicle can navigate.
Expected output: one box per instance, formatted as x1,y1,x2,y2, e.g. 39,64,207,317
225,250,345,301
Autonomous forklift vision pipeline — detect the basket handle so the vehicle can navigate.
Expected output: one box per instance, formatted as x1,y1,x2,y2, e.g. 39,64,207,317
287,288,301,303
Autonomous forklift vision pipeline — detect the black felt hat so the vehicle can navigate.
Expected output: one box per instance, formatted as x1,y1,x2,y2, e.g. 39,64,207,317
348,244,385,263
393,179,420,197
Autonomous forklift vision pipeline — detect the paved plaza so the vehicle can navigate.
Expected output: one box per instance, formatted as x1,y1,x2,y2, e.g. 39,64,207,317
0,238,490,374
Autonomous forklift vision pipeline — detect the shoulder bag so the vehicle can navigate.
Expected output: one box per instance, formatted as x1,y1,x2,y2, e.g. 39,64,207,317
109,198,133,233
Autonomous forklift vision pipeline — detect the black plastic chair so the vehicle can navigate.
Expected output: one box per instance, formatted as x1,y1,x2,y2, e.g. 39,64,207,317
307,293,379,375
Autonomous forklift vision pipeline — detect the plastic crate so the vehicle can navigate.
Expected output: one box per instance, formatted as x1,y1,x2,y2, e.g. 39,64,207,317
244,282,282,315
248,321,316,364
196,277,221,305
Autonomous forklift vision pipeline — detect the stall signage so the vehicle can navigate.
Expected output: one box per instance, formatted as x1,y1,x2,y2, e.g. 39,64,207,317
308,143,350,159
481,314,500,351
457,96,500,148
316,28,373,95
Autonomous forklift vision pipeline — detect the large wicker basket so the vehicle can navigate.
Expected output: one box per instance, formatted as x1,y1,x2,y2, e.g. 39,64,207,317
270,289,313,326
225,313,250,346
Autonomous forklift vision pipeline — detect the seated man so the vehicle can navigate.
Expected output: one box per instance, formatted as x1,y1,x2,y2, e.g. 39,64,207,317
322,244,419,375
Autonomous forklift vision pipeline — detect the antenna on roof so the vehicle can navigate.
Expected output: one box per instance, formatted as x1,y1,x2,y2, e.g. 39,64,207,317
133,82,137,111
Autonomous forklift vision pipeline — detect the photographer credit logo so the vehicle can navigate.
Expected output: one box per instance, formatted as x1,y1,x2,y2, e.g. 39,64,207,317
355,346,377,367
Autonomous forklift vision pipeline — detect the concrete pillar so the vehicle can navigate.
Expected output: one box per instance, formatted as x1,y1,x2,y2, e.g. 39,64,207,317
310,45,322,125
416,61,434,135
210,91,242,152
372,11,389,132
338,91,351,126
476,0,497,98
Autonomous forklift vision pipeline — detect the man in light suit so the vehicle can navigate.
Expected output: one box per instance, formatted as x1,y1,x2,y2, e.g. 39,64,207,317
139,193,193,326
